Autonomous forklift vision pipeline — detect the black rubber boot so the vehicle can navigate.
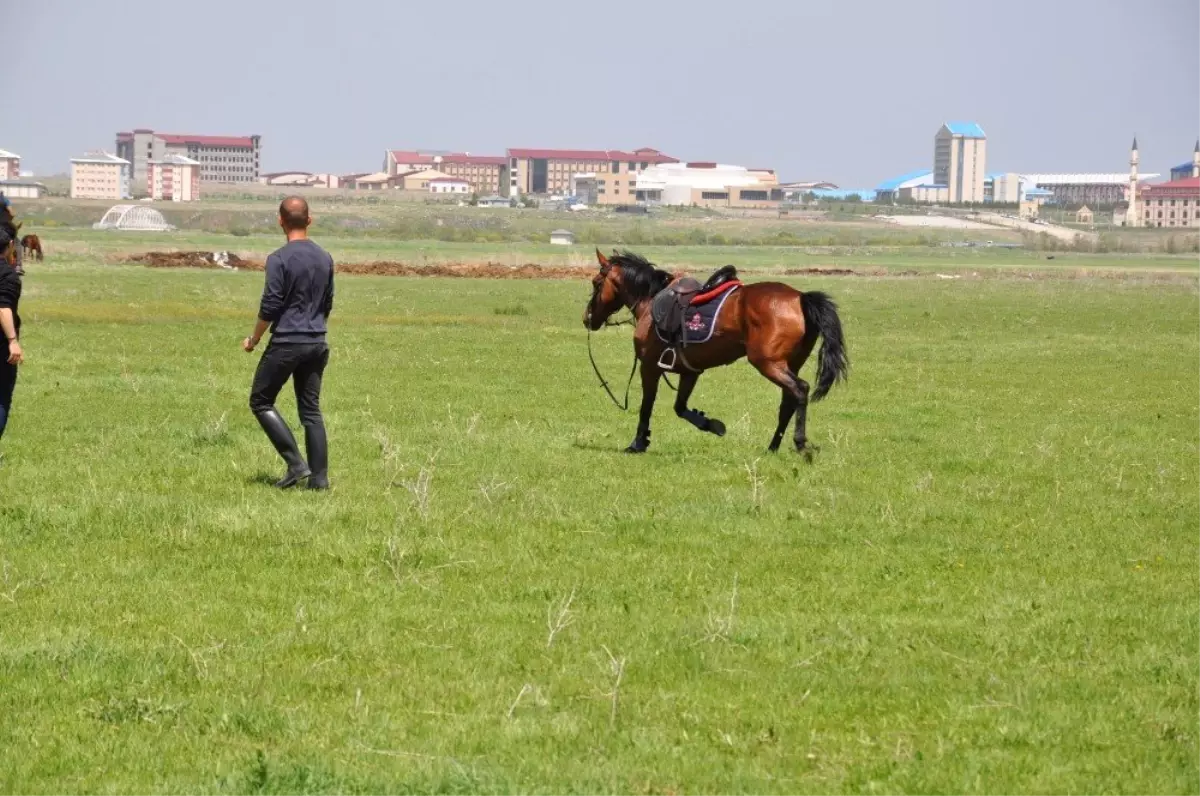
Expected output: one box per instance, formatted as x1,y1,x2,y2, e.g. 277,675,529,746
254,409,311,488
304,423,329,490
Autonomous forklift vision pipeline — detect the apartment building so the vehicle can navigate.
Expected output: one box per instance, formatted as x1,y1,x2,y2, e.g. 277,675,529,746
503,147,678,197
147,154,201,201
933,122,987,204
117,129,261,190
384,150,504,194
70,151,131,199
0,149,19,180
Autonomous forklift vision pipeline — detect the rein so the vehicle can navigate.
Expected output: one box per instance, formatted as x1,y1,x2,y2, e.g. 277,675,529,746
585,282,674,412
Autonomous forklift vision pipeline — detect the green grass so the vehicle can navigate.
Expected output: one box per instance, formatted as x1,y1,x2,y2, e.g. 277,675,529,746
0,243,1197,793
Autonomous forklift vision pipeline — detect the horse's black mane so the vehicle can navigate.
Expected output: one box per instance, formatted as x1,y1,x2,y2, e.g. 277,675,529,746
609,250,673,300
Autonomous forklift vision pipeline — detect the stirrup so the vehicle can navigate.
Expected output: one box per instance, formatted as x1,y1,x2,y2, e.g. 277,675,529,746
657,347,678,370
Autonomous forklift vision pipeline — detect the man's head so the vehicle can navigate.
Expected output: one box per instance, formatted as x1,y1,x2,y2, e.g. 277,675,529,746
278,196,310,234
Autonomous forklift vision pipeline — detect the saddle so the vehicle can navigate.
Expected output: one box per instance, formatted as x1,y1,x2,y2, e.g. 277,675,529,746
651,265,740,367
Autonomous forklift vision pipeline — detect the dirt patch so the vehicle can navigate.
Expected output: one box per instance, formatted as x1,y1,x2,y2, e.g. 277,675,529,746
127,251,259,270
121,252,592,279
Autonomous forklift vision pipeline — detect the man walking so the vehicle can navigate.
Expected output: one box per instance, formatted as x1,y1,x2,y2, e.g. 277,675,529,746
244,196,334,489
0,207,24,459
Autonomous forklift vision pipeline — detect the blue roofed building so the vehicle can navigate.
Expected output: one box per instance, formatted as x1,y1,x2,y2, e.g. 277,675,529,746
935,121,987,203
875,169,933,203
1170,141,1200,181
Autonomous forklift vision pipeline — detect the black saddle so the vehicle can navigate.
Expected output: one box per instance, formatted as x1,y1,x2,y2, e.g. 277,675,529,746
651,265,740,346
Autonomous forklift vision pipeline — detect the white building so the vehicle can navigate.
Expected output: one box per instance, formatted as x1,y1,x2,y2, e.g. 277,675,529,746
633,162,780,207
0,149,19,181
428,176,470,194
148,154,201,201
934,122,987,203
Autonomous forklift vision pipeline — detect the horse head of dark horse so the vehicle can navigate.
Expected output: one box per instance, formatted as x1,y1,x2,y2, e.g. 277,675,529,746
583,248,673,331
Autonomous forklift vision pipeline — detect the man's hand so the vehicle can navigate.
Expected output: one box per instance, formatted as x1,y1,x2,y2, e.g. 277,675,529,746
7,339,22,365
242,336,258,353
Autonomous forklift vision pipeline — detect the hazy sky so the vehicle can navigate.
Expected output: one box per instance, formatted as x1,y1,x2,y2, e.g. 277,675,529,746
10,0,1199,186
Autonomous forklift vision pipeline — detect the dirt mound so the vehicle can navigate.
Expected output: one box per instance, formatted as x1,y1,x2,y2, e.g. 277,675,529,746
335,261,589,279
122,252,591,280
128,251,261,270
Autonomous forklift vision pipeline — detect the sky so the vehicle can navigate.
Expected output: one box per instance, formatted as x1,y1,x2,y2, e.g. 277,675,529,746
9,0,1199,187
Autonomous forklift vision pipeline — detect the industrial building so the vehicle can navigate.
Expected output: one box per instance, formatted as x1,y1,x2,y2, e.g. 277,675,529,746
116,129,261,190
581,162,783,209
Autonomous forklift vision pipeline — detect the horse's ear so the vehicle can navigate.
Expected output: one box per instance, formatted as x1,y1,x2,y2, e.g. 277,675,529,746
595,248,610,270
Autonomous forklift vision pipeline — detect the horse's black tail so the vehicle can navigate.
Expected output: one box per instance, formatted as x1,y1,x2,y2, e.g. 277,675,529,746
800,291,848,401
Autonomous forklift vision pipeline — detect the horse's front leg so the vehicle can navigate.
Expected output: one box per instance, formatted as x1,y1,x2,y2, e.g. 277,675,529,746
626,361,661,453
673,371,726,437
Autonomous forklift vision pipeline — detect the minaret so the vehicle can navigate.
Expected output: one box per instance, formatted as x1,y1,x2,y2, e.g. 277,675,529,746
1128,136,1140,228
1192,139,1199,178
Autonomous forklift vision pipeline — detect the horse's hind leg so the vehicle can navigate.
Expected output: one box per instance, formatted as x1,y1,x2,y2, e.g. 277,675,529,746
673,371,726,437
768,389,797,452
752,358,811,453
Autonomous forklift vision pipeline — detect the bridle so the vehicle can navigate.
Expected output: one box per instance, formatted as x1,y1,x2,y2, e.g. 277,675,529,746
585,270,674,411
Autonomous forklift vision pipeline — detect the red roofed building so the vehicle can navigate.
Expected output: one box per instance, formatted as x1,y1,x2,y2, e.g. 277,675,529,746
1138,176,1200,228
384,150,505,194
503,147,677,198
117,129,261,192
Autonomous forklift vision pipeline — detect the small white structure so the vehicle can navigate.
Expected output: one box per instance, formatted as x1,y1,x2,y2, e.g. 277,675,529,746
0,180,46,199
550,229,575,246
428,177,470,194
477,194,510,207
93,204,175,231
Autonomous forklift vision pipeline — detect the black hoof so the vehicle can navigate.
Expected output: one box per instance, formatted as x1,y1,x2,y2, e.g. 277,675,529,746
706,418,726,437
624,444,648,454
795,446,816,463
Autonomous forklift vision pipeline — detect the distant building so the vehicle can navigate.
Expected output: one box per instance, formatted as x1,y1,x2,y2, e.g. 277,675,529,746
550,229,575,245
632,162,782,208
875,170,934,203
384,150,505,194
504,147,677,197
477,194,511,208
147,154,200,201
0,180,46,199
393,168,450,191
1168,141,1200,182
116,129,261,190
934,122,987,204
1022,172,1158,206
986,173,1023,203
428,177,470,194
70,151,131,199
259,171,315,186
1075,205,1094,224
1139,177,1199,227
0,149,19,181
350,171,391,190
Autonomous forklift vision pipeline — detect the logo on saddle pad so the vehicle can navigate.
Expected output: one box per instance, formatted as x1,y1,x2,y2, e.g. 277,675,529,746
685,312,705,332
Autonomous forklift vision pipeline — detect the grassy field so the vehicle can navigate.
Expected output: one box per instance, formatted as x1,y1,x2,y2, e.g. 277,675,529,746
0,240,1197,793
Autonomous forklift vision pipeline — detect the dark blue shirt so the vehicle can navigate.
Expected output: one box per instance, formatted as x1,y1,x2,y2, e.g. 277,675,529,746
259,239,334,342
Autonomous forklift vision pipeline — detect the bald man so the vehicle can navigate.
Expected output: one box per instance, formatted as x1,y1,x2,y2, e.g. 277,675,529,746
243,196,335,489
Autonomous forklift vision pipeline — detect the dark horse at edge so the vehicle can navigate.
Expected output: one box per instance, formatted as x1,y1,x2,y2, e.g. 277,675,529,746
584,249,848,454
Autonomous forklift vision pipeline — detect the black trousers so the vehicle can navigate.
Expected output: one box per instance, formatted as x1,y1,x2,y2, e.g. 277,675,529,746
249,340,329,425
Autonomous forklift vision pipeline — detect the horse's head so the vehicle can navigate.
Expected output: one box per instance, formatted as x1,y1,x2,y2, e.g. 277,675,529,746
583,248,626,331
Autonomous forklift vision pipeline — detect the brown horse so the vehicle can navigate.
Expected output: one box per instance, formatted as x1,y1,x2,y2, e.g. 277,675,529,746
20,234,42,262
584,249,848,454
